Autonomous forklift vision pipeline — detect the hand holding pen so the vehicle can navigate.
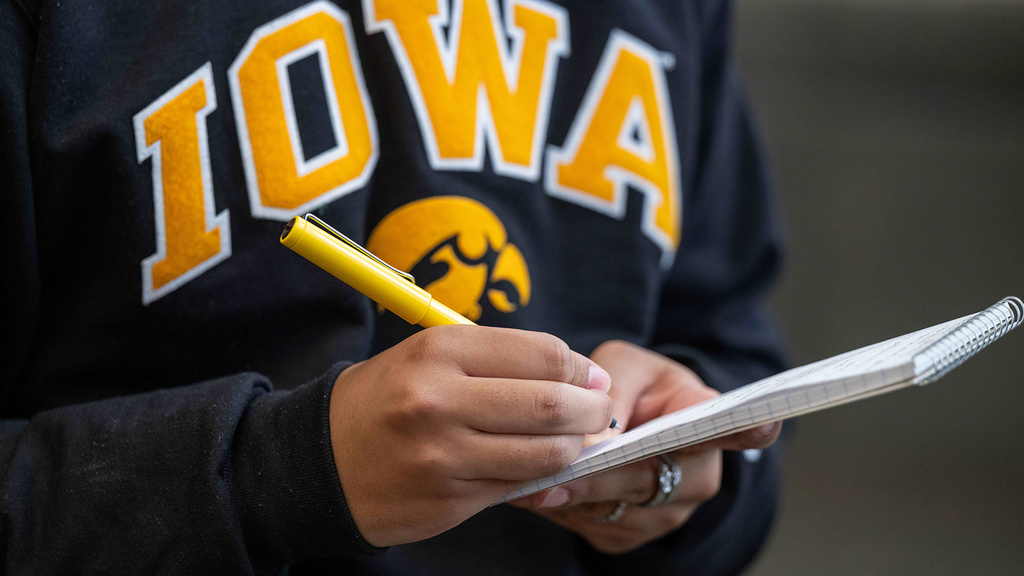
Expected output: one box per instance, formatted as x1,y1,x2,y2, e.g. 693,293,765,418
281,215,617,546
327,325,613,546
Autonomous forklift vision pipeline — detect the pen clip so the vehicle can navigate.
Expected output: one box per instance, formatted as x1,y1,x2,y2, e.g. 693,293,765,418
303,213,416,285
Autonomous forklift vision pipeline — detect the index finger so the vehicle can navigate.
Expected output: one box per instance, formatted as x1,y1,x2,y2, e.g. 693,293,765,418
425,326,610,391
510,448,721,509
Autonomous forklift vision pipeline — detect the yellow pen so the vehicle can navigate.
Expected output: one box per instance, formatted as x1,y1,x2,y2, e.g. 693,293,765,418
280,213,474,328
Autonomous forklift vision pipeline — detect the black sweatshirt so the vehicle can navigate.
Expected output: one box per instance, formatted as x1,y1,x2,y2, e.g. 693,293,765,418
1,0,788,574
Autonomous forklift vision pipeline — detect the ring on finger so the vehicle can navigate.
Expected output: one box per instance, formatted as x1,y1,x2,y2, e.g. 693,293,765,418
595,501,628,523
641,454,682,507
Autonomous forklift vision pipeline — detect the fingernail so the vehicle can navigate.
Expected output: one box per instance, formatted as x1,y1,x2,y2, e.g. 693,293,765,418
537,487,570,508
753,423,775,436
586,362,611,392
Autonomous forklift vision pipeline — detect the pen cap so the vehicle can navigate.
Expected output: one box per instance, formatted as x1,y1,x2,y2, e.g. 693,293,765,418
281,216,433,324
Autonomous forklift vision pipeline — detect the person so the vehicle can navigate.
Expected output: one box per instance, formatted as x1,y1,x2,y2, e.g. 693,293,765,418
0,0,787,574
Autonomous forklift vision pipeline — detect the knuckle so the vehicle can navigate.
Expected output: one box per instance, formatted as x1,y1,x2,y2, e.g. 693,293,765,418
398,385,448,422
409,328,456,367
409,442,451,478
693,469,722,502
540,334,575,383
626,460,662,501
537,437,575,476
626,480,652,502
534,384,573,428
655,507,691,531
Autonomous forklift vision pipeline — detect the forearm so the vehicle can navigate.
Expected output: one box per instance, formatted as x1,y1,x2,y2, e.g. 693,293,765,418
0,364,379,575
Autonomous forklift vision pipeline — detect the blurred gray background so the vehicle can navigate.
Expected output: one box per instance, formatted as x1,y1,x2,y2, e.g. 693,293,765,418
733,0,1024,574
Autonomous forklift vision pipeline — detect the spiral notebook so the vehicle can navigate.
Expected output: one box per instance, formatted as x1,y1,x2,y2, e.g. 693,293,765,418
501,297,1023,502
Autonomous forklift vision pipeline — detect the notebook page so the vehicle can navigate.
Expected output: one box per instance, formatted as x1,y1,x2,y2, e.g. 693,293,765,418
500,316,971,501
577,316,968,462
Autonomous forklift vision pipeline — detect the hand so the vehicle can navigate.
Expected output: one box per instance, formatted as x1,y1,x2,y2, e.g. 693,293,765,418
510,340,781,554
328,326,614,547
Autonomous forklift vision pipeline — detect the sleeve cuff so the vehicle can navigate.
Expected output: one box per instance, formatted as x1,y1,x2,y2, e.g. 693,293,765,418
231,361,385,570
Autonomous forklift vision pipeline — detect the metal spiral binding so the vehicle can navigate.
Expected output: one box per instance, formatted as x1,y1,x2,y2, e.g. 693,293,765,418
914,296,1023,385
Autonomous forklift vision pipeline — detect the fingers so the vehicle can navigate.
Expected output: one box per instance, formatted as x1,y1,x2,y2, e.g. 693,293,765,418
423,326,610,391
520,449,721,509
589,340,716,430
453,377,614,435
677,421,783,454
513,448,724,555
455,431,585,481
556,501,702,555
727,421,783,449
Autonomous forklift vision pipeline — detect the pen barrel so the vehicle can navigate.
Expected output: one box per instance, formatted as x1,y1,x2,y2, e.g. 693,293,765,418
282,217,437,325
421,299,474,327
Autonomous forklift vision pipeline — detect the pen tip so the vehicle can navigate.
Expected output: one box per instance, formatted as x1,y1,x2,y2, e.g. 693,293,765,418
609,418,621,430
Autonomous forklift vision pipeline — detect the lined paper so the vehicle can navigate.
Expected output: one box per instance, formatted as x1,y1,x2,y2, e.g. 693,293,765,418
501,299,1020,502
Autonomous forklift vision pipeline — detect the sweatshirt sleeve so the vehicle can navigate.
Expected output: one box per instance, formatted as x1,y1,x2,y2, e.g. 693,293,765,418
0,363,384,576
0,2,379,573
0,0,41,392
578,2,788,574
0,3,372,573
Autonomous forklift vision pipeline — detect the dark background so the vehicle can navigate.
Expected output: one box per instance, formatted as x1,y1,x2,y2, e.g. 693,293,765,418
733,1,1024,574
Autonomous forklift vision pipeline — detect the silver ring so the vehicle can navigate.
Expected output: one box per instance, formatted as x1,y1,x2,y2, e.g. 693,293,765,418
641,454,682,507
595,501,628,523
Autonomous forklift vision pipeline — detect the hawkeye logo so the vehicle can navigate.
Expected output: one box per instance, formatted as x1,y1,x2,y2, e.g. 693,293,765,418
367,197,530,320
